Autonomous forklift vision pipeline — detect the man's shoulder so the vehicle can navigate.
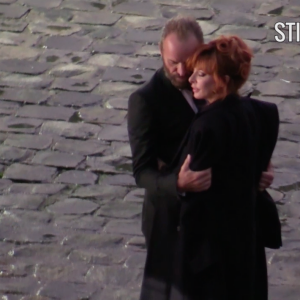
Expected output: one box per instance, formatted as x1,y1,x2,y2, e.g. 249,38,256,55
130,67,165,99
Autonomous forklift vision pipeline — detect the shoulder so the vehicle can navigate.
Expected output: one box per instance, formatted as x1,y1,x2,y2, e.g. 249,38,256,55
240,96,279,122
241,96,278,112
129,68,164,103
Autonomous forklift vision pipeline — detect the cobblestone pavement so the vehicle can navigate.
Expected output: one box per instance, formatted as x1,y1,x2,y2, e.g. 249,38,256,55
0,0,299,299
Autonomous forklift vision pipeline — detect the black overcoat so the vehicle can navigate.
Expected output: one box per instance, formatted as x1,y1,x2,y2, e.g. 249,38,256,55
138,95,280,300
127,71,281,300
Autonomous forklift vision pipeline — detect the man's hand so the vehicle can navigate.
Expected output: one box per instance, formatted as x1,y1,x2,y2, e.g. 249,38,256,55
157,158,167,171
177,154,211,193
259,161,274,191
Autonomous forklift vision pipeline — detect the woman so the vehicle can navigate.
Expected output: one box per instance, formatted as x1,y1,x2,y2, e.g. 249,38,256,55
167,35,280,300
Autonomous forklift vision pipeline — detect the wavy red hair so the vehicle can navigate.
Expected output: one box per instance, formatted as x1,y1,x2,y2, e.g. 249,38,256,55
186,35,253,100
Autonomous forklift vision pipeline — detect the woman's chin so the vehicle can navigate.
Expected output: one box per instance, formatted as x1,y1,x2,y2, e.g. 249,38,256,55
193,93,202,99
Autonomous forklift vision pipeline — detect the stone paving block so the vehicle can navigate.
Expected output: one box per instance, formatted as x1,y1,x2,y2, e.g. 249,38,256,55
0,45,40,60
0,116,43,134
104,220,142,236
54,170,98,185
0,194,45,210
0,277,39,296
49,63,99,78
6,183,66,195
62,0,106,11
107,97,128,110
0,5,29,19
19,0,62,8
53,215,106,231
40,120,102,139
34,262,89,282
4,133,52,150
47,90,102,107
73,184,128,201
39,281,97,300
0,88,50,104
43,35,93,51
216,25,268,41
31,151,85,168
0,59,50,75
123,29,161,44
16,105,75,121
28,21,82,36
161,7,214,20
0,74,53,89
100,174,135,186
78,107,126,125
51,77,99,92
97,202,142,219
257,3,284,15
38,48,91,64
0,20,27,33
72,11,121,25
0,32,33,46
213,11,267,27
53,138,107,156
0,0,17,3
256,80,300,97
47,198,99,215
85,265,142,286
124,189,144,203
92,41,138,55
3,163,57,182
90,26,122,39
0,100,19,115
69,248,126,265
98,125,129,142
120,16,166,30
252,54,283,68
0,145,34,163
62,233,123,248
112,2,159,17
41,7,74,23
91,288,140,300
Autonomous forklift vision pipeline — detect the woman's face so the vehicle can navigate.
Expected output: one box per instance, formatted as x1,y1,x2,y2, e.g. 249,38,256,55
189,69,216,101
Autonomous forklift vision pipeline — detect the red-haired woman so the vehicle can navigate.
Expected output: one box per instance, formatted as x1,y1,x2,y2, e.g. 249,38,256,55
167,36,280,300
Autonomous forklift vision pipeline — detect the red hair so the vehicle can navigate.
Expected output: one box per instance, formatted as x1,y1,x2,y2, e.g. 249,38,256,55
186,35,253,100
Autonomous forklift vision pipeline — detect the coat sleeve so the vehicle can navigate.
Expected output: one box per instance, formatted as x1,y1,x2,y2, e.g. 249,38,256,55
127,92,180,200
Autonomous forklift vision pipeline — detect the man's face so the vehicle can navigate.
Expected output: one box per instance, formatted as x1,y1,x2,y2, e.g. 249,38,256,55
161,33,200,89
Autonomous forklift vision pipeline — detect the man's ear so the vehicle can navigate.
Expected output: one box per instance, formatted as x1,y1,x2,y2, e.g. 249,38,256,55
225,75,230,84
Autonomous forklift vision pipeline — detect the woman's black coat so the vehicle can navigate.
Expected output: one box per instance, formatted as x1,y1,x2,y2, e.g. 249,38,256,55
139,94,280,300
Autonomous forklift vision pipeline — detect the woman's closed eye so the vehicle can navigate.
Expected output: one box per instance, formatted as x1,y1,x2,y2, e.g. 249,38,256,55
197,71,206,77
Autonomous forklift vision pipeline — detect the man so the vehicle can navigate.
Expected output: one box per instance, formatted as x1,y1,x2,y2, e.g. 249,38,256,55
127,16,275,299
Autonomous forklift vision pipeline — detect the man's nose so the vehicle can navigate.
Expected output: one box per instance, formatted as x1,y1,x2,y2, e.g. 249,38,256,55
177,63,186,77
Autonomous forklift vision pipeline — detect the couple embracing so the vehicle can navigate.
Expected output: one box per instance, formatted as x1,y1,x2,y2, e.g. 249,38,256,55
127,16,282,300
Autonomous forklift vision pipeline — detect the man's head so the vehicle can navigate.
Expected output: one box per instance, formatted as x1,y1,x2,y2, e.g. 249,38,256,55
160,16,204,89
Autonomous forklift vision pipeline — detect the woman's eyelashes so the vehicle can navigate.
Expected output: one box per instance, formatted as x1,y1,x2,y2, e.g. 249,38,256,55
197,71,206,77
